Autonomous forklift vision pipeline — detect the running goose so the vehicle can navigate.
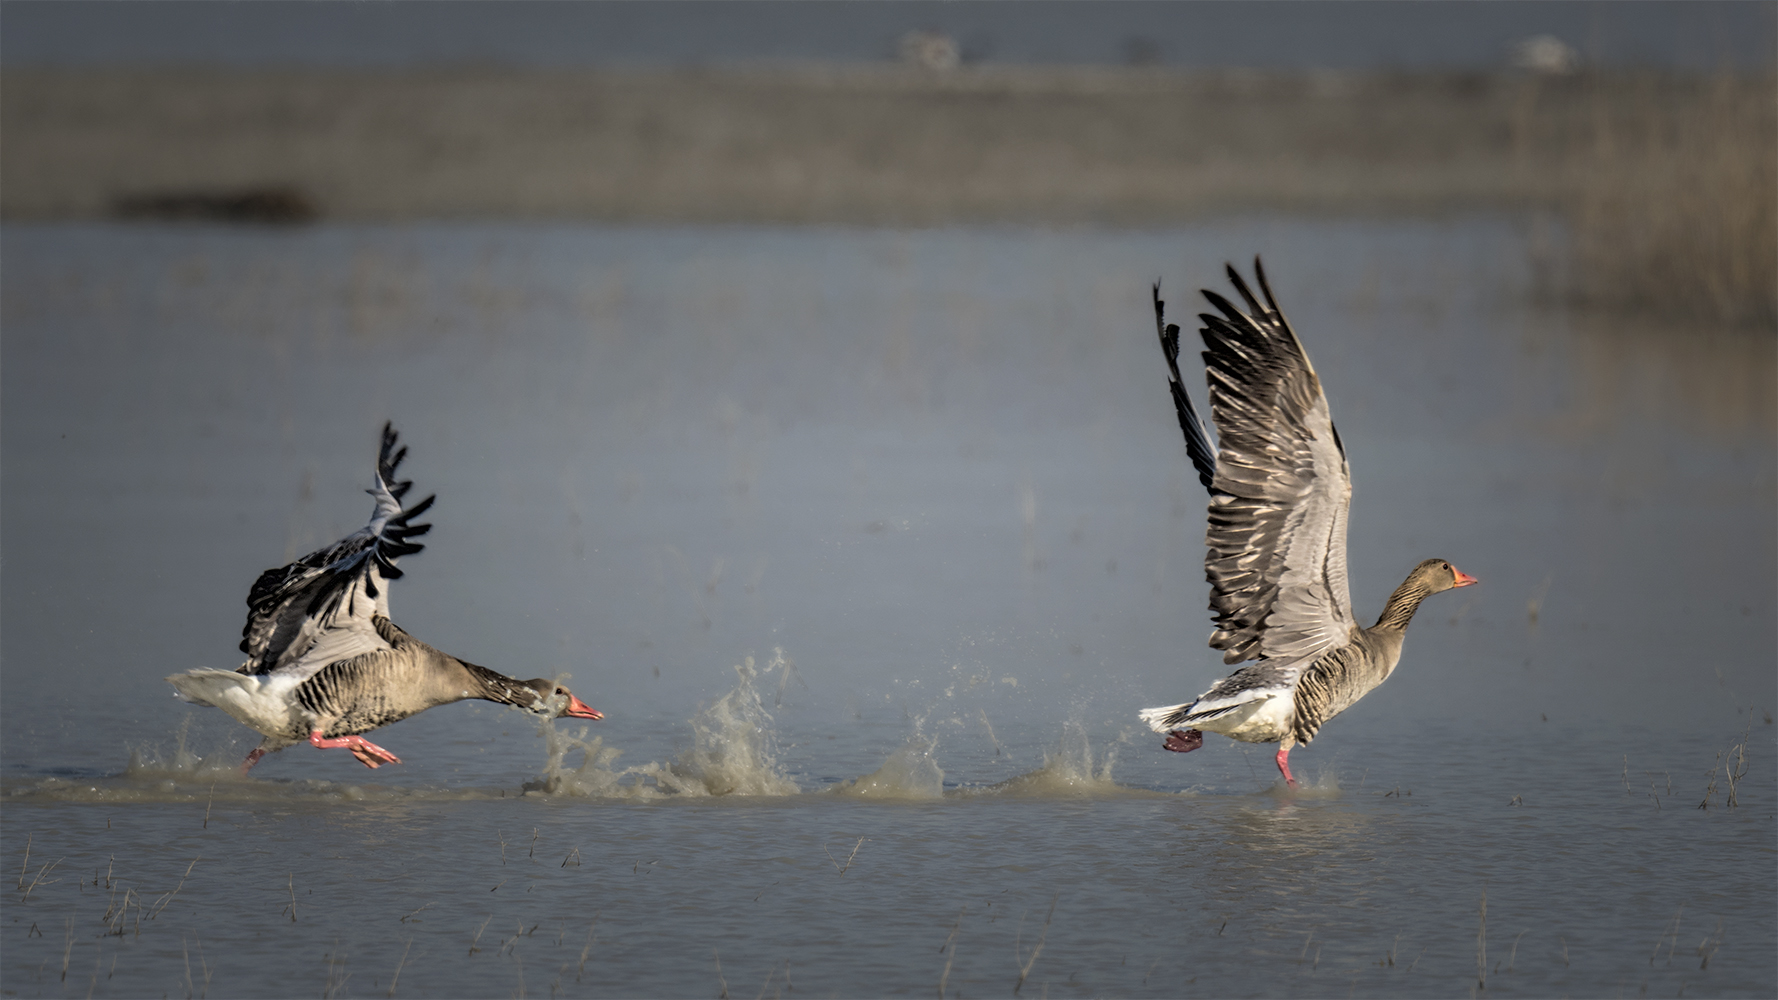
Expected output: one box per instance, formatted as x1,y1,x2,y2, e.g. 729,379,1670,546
168,424,602,774
1138,261,1476,787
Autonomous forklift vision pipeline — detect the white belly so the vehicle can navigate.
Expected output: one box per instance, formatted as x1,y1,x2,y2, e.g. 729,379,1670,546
1197,693,1294,743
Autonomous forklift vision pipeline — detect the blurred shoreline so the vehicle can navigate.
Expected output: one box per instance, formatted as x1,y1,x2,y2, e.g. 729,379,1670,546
4,65,1773,323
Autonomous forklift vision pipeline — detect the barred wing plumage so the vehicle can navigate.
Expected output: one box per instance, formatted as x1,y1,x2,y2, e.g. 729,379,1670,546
1196,261,1356,674
237,423,435,677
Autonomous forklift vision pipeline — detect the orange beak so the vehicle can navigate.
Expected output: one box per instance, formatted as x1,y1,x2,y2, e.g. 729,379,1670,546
563,693,603,720
1451,565,1479,588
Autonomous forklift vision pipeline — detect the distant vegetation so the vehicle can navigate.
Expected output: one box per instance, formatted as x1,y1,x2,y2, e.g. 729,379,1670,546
1559,72,1775,328
2,66,1771,325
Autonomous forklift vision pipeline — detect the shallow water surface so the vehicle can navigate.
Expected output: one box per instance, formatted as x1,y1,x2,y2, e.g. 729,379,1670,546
2,221,1773,997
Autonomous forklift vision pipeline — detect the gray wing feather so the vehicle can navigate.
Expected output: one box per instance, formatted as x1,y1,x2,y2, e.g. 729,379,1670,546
238,424,435,676
1198,260,1355,673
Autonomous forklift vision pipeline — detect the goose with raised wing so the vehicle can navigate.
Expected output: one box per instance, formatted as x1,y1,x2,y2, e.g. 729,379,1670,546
168,424,602,774
1138,261,1475,787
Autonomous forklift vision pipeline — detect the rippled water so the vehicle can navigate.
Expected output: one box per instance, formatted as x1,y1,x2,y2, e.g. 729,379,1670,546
3,221,1772,998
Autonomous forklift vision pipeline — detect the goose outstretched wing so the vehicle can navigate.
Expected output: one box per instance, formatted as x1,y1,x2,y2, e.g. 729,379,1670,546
237,423,435,677
1195,260,1356,673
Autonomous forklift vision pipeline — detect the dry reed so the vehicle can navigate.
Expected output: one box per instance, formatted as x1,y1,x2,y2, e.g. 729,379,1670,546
755,961,784,999
1564,72,1777,328
1476,889,1487,991
1013,896,1057,995
1652,905,1685,966
576,916,597,981
322,942,350,999
181,932,212,999
938,906,965,998
21,856,64,900
1698,754,1721,809
468,914,493,956
149,856,200,919
385,938,412,998
823,837,867,876
1723,716,1753,808
1696,918,1724,970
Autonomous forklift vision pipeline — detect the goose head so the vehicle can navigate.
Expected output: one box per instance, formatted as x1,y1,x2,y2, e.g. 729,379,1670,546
520,680,604,720
1413,558,1478,592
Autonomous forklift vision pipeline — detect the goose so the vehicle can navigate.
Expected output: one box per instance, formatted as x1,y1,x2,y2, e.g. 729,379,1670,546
168,424,602,774
1138,260,1476,788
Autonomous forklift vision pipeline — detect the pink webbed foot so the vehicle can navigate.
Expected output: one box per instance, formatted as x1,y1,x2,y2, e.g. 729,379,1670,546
309,731,403,769
1274,745,1298,789
1164,729,1204,753
240,747,269,775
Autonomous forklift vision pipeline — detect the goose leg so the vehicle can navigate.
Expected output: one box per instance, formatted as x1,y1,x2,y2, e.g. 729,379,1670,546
240,747,269,775
1163,729,1204,753
1274,737,1298,788
308,730,402,769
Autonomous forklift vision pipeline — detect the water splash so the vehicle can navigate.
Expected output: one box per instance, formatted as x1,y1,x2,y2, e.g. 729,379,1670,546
1264,766,1342,798
965,719,1148,797
828,735,945,799
5,716,453,803
528,650,800,798
123,715,248,782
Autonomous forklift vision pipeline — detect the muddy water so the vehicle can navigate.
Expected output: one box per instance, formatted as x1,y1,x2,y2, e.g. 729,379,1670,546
2,221,1773,998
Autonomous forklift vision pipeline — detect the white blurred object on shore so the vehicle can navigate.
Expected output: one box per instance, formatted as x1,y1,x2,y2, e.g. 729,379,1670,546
1511,35,1580,75
900,30,960,72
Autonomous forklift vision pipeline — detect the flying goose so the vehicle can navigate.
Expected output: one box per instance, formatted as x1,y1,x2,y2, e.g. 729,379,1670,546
168,424,601,774
1138,261,1476,788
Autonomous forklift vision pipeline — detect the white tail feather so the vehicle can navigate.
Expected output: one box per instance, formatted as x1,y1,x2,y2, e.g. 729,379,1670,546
166,669,239,707
1138,702,1194,733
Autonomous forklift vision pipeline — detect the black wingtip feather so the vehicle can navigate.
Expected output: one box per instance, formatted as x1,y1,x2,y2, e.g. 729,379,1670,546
1154,283,1181,369
1153,279,1220,494
389,494,436,527
377,424,414,498
1252,256,1282,316
1224,262,1265,319
1201,289,1249,327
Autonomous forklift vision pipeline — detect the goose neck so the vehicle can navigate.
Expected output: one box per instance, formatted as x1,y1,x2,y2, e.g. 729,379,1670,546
462,661,533,708
1373,576,1434,633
